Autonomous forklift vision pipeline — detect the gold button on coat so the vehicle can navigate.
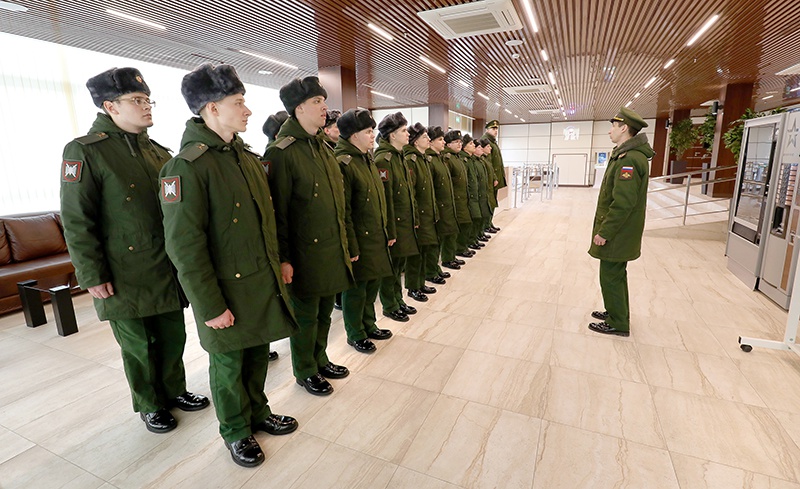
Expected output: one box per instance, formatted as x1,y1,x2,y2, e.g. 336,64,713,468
128,246,134,251
235,273,241,278
233,218,238,223
126,197,132,201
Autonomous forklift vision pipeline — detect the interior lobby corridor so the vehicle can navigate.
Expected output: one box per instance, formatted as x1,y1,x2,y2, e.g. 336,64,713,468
3,187,800,489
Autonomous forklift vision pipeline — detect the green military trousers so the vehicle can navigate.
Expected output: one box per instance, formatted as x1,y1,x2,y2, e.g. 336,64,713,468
425,244,441,278
472,217,484,243
209,344,272,443
440,233,458,263
343,278,381,341
456,222,472,253
379,256,407,314
290,294,334,380
407,245,438,289
109,309,187,413
599,260,630,331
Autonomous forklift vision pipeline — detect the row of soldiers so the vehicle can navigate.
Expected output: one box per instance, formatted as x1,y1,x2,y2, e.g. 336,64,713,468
59,63,505,468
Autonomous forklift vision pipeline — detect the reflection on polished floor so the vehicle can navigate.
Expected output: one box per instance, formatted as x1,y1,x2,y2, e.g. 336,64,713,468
3,187,800,489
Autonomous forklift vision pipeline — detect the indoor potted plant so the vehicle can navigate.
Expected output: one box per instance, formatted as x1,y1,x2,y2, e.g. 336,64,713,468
668,118,699,183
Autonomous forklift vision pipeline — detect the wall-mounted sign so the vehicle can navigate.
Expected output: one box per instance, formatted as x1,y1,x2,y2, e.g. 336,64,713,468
563,125,579,140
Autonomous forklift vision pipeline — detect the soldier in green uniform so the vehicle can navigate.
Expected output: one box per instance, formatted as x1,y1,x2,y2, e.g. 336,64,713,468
479,138,499,234
442,130,474,260
60,67,209,436
404,123,439,302
588,107,654,337
159,64,299,468
322,110,343,310
375,113,418,321
263,111,289,150
482,120,505,232
459,134,484,251
264,76,355,396
426,126,459,275
472,142,492,243
334,109,394,353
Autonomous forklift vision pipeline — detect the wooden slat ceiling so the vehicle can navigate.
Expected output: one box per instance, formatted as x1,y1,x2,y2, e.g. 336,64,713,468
2,0,799,124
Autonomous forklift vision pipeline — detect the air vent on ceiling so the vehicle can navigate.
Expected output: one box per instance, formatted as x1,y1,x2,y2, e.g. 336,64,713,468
777,62,800,76
417,0,523,40
503,84,553,95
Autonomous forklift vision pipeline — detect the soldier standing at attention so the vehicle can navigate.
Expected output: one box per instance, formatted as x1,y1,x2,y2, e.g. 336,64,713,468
262,111,289,151
426,126,459,276
60,67,209,435
459,134,484,251
481,120,504,232
472,142,492,243
335,109,394,353
442,130,474,260
322,110,344,310
265,77,354,396
588,107,654,337
160,64,299,467
404,123,439,303
479,139,499,234
376,113,419,321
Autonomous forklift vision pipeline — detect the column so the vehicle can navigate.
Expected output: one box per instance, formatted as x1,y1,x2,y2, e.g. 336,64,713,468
429,103,449,130
318,66,358,112
709,82,754,198
650,117,669,177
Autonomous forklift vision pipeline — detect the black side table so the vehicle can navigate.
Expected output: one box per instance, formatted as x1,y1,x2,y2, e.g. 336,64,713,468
17,279,79,336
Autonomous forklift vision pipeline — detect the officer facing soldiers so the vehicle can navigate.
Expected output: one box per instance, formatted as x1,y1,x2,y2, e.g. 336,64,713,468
265,76,354,396
335,109,394,353
375,113,419,322
426,126,459,277
482,120,504,232
404,123,439,302
443,130,475,259
160,64,299,468
60,67,209,435
588,107,654,337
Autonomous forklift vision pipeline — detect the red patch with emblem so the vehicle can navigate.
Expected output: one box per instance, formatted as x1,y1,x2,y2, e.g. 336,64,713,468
161,176,181,203
263,160,272,176
62,160,83,182
620,166,634,180
378,168,389,182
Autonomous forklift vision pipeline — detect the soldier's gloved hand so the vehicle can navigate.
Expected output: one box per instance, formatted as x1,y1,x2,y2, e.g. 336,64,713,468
351,255,359,262
593,234,607,246
206,309,235,329
388,239,396,247
88,282,114,299
280,262,293,284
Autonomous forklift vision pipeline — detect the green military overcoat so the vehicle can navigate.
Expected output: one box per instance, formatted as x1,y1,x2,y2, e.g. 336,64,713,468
589,133,655,262
461,151,483,219
483,132,507,189
335,138,393,282
442,147,472,225
374,141,419,259
60,113,184,321
473,155,493,218
481,155,498,208
160,118,298,353
404,145,439,246
264,117,355,298
426,149,459,236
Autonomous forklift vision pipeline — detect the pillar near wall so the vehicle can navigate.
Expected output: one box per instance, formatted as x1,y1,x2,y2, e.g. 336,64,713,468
709,82,754,198
651,117,669,177
318,66,357,112
429,103,449,130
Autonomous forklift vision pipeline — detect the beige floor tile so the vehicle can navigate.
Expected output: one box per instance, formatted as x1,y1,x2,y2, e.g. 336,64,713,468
671,452,800,489
653,387,800,481
638,344,766,406
392,309,482,349
541,366,665,448
386,467,462,489
0,445,106,489
443,350,549,417
773,410,800,452
531,421,678,489
693,300,785,334
302,377,438,463
441,267,508,296
401,396,541,489
484,296,558,328
467,318,553,364
553,304,598,335
285,442,397,489
495,279,561,303
630,296,705,323
506,263,563,284
240,432,330,489
633,316,727,356
360,336,463,392
422,288,497,318
0,427,34,464
736,358,800,413
550,330,647,383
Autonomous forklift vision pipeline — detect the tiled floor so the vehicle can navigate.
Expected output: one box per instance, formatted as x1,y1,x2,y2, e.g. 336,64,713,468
3,187,800,488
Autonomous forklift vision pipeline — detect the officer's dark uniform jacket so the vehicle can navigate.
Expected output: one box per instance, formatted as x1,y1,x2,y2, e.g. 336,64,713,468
404,144,438,246
61,113,184,321
426,149,459,236
374,140,419,259
483,132,507,190
159,118,299,353
589,133,655,262
460,151,483,219
335,138,393,282
264,117,354,298
441,147,472,225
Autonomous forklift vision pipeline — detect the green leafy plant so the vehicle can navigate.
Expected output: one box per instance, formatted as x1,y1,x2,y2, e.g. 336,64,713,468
722,107,786,162
697,110,717,150
669,118,699,159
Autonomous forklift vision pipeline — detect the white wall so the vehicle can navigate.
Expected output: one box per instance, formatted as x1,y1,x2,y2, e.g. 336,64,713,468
0,32,283,215
371,107,430,129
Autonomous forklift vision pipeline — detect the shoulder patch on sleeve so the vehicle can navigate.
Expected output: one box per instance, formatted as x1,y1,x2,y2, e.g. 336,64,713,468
176,143,208,162
61,159,83,183
337,154,352,165
161,176,182,203
378,167,390,182
275,136,296,150
74,132,108,145
619,166,634,180
262,160,272,176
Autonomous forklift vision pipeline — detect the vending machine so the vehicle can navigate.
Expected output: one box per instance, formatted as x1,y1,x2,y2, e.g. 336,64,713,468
727,110,800,309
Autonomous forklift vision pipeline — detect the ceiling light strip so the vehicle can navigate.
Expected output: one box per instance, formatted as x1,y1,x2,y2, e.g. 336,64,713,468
663,59,676,69
520,0,539,33
367,23,394,42
643,76,657,89
239,50,298,70
477,92,490,100
419,55,446,74
106,9,166,30
686,14,720,46
540,49,549,61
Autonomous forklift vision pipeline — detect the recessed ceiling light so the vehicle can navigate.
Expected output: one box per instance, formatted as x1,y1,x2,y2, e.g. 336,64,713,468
257,70,273,75
554,88,560,96
504,109,512,114
495,102,501,107
686,14,719,46
511,53,521,60
367,23,394,41
644,76,657,88
777,62,800,76
505,39,524,46
419,55,446,74
514,114,519,118
663,59,676,69
520,118,526,122
0,1,27,12
106,8,165,29
634,92,641,98
239,50,298,70
625,101,633,108
540,49,549,61
548,71,557,86
371,90,395,100
557,98,563,105
791,86,800,92
458,80,469,87
762,95,774,100
477,92,490,100
520,0,539,33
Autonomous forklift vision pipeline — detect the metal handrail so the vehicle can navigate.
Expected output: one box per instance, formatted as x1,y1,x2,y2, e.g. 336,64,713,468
648,165,738,225
649,164,739,182
647,176,737,193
